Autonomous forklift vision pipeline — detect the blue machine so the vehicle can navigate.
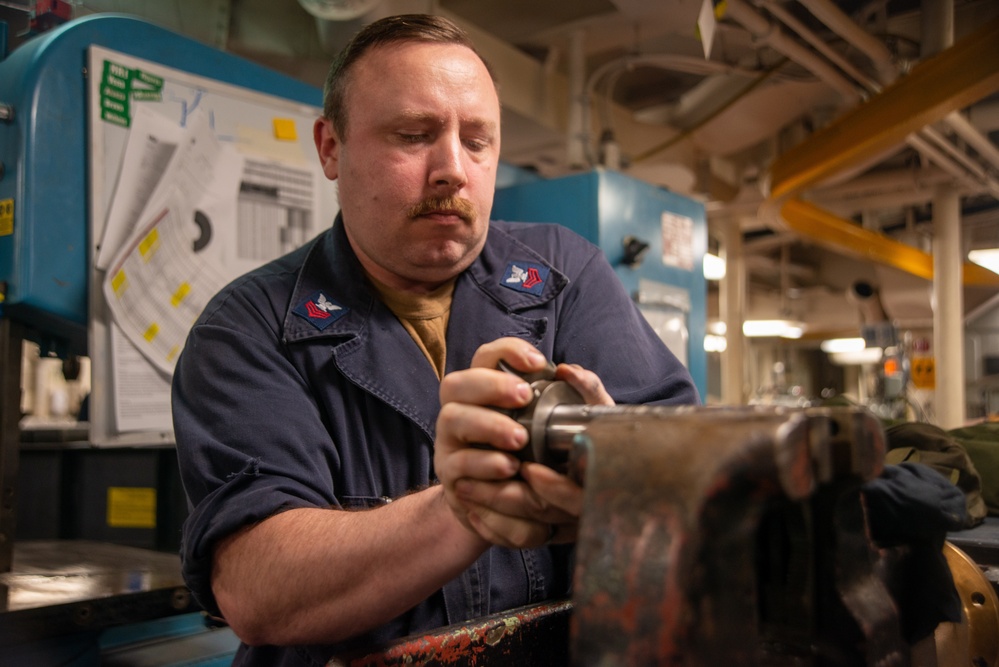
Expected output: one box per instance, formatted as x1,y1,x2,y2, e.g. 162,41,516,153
0,13,322,354
492,169,708,399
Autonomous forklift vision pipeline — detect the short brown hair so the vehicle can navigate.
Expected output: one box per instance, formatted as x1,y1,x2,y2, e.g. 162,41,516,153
322,14,497,139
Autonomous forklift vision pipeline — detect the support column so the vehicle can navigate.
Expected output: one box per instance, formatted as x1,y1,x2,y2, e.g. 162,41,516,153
932,187,965,428
721,218,746,405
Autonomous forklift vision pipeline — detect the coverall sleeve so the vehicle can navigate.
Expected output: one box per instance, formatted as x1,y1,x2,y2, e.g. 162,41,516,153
172,292,340,616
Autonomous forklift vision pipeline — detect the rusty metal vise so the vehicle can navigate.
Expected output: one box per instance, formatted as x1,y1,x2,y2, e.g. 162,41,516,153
505,366,906,666
341,371,920,666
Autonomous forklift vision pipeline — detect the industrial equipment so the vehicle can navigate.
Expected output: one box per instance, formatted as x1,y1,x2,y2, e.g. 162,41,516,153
0,12,326,663
491,169,708,399
333,369,997,666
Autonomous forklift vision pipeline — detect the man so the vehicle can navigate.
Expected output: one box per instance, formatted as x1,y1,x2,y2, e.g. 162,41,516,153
172,13,698,666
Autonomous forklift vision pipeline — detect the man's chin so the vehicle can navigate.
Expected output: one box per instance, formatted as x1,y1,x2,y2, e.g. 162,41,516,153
408,244,481,281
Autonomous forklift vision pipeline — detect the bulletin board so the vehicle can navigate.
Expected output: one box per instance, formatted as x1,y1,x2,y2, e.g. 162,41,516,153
87,45,339,446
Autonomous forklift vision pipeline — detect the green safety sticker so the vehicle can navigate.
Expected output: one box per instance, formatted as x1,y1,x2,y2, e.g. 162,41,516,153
99,59,165,127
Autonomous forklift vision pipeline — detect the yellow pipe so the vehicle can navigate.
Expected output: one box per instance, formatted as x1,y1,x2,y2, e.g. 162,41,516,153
780,200,999,286
771,16,999,199
764,15,999,286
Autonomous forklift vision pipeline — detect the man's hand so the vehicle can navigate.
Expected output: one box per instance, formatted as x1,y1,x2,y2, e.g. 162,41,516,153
435,338,613,549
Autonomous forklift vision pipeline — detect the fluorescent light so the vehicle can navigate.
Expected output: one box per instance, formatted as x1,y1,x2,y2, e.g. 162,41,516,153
829,347,884,366
969,248,999,273
821,337,866,354
704,334,727,352
742,319,805,338
707,320,727,335
703,253,726,280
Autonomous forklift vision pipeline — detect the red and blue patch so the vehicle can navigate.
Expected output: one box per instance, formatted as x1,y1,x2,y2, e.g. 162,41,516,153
501,261,549,296
293,290,347,330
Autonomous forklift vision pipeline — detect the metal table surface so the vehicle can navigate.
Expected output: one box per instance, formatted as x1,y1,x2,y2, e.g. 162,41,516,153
0,539,196,644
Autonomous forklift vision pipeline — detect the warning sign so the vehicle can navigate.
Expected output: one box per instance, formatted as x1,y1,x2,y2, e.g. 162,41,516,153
107,487,157,528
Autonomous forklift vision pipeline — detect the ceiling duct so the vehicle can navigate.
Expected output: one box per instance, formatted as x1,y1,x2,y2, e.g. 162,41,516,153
297,0,384,21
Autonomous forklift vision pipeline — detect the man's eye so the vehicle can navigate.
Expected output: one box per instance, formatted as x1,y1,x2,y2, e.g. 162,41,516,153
398,133,426,143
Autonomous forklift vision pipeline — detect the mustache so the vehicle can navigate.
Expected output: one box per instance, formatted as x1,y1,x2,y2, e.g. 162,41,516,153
406,196,476,223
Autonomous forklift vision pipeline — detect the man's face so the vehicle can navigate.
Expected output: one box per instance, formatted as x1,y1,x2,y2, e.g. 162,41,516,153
315,41,501,291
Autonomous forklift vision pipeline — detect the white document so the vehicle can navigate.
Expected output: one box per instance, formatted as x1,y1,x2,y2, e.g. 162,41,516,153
103,110,243,375
110,322,173,433
100,105,325,432
95,106,185,270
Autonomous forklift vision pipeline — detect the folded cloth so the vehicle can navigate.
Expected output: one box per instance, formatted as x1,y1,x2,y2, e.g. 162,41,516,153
861,463,966,643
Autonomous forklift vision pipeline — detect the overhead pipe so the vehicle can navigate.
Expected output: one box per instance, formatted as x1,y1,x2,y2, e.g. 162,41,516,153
846,281,889,325
730,0,999,195
760,0,873,91
795,0,999,182
768,16,999,201
921,0,954,60
796,0,898,85
946,111,999,169
721,0,861,104
775,200,999,287
809,166,954,200
907,131,999,199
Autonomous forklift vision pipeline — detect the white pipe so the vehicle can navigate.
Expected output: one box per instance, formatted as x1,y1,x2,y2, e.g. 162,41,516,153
919,126,993,185
762,0,874,91
797,0,897,85
921,0,953,58
723,0,861,103
932,186,965,428
945,111,999,170
809,166,953,199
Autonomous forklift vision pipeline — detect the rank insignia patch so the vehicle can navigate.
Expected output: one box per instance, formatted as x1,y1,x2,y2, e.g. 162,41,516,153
501,261,549,296
293,290,347,330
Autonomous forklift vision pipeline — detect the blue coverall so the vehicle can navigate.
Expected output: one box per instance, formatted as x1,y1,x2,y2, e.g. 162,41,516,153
172,216,699,666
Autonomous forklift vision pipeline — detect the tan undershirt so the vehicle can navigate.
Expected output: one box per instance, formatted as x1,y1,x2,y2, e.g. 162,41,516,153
368,276,455,380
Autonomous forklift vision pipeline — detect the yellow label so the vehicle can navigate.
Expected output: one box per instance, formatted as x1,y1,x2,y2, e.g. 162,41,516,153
0,198,13,236
107,487,157,528
111,270,129,295
138,227,160,260
170,282,191,307
911,356,936,389
143,322,159,342
273,117,297,141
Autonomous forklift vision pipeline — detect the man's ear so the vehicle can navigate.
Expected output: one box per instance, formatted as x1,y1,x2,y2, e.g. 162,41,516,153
314,117,340,181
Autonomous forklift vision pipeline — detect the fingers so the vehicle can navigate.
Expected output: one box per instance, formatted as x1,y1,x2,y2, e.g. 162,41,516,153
454,475,575,525
466,509,550,550
436,398,529,455
520,462,584,516
555,363,615,406
468,337,550,375
466,502,577,549
456,464,582,549
434,338,600,547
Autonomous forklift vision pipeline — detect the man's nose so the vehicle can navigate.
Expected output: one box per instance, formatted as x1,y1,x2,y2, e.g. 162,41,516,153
428,133,467,190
